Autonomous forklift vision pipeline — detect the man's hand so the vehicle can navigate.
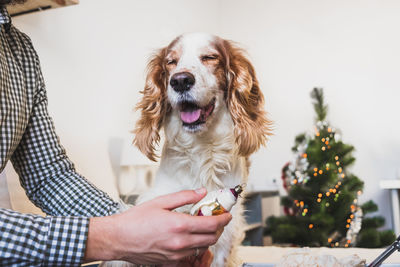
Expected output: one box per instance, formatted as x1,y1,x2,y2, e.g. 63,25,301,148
84,188,231,264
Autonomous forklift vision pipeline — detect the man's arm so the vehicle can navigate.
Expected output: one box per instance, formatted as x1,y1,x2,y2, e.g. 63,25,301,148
84,189,231,265
10,75,119,217
5,36,118,266
0,189,231,266
0,208,89,266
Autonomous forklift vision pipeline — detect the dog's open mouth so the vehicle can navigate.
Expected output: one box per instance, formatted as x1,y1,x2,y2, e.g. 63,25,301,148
179,98,216,126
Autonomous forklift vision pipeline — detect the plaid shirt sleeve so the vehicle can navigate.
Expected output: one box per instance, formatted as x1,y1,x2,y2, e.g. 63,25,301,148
0,209,89,266
7,62,119,266
0,8,119,267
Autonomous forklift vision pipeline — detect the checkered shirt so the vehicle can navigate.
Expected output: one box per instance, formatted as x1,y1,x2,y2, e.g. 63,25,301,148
0,6,119,266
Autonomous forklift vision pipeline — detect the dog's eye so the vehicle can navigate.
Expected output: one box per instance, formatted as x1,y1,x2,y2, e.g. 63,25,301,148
166,59,177,65
201,55,218,62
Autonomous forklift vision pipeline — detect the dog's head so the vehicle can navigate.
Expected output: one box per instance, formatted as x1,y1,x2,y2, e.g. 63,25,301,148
134,33,272,161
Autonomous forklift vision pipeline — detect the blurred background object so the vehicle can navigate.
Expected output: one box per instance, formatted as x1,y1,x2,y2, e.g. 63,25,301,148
117,136,158,203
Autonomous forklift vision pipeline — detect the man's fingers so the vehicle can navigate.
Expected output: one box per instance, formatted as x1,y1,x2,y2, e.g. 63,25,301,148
182,233,221,248
152,189,207,210
187,213,232,234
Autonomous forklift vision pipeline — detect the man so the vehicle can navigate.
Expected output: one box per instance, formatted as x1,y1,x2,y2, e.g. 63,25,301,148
0,1,231,266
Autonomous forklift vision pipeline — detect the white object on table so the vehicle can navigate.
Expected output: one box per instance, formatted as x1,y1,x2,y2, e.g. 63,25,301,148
237,246,400,265
118,138,158,196
380,179,400,235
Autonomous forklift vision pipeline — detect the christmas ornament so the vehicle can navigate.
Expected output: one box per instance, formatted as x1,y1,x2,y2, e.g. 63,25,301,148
346,207,363,244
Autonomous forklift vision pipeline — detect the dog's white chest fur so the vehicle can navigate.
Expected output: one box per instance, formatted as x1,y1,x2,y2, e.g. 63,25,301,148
117,32,271,267
135,108,247,267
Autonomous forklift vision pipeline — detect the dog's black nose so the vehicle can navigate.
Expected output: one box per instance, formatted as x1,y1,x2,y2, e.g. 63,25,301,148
170,72,195,93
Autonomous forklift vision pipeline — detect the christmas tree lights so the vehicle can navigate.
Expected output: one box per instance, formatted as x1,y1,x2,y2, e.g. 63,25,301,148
265,88,395,248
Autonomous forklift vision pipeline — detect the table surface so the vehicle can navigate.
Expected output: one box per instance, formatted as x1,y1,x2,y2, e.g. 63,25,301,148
237,246,400,264
84,246,400,266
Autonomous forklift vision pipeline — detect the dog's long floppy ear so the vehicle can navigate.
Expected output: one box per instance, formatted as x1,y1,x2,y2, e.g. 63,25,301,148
220,40,273,157
133,48,168,161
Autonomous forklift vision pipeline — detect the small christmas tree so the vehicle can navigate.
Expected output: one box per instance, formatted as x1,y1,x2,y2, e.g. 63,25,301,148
265,88,395,248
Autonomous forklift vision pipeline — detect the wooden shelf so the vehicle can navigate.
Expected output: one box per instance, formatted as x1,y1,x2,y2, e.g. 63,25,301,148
243,189,280,246
380,180,400,236
380,179,400,189
8,0,79,16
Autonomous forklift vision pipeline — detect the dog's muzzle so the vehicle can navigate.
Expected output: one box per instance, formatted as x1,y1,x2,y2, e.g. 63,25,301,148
170,72,195,93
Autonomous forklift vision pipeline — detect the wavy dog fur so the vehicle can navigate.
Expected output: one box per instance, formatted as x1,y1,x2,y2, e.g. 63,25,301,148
113,33,271,267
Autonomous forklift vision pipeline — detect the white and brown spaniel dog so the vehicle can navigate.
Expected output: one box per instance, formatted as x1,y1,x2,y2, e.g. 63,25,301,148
111,32,271,267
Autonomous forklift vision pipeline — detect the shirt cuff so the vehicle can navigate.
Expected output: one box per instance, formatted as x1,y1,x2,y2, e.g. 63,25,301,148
43,216,89,267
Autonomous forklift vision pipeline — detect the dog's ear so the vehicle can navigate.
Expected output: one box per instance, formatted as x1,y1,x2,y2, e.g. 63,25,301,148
133,48,168,161
221,40,272,157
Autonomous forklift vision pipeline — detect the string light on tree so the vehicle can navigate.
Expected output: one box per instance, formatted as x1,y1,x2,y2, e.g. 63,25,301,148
265,88,395,248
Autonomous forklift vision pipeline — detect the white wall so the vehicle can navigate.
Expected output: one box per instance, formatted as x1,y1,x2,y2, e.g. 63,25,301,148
218,0,400,230
9,0,400,229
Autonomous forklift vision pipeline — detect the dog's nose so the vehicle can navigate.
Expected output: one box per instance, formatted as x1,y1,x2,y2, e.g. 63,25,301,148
170,72,195,93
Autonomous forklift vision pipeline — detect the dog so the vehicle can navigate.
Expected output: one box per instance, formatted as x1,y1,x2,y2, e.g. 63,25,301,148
106,32,271,267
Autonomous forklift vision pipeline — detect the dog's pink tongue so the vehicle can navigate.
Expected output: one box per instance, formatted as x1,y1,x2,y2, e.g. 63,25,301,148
180,109,201,123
